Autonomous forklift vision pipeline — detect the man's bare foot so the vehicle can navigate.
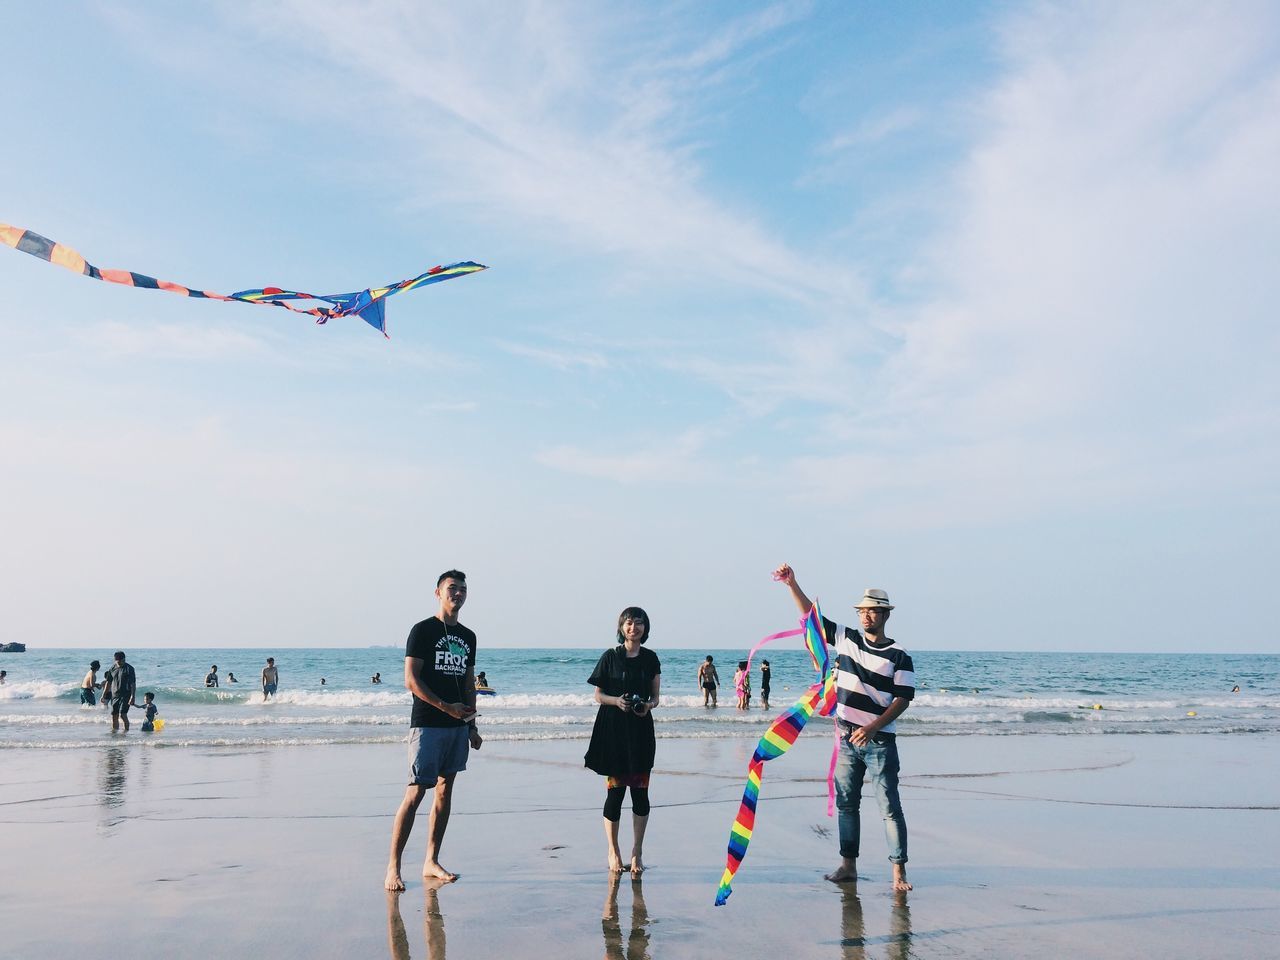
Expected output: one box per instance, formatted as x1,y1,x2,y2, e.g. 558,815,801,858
892,864,912,892
824,859,858,883
630,856,644,877
384,865,406,891
422,861,458,882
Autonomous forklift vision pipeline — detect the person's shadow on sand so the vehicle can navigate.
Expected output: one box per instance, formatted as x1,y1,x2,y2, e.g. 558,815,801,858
602,872,650,960
387,879,449,960
840,886,912,960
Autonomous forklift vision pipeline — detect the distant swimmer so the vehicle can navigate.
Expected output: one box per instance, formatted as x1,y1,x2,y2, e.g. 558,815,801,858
227,672,238,683
698,655,719,707
1232,685,1241,693
261,657,279,701
320,677,327,686
205,665,219,688
372,672,382,684
81,660,102,705
0,670,6,684
475,671,496,696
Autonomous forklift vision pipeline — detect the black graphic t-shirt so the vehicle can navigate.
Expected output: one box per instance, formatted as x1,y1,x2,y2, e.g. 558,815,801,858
405,616,477,728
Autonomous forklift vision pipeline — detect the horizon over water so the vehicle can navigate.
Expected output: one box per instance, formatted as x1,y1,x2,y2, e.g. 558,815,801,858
2,647,1276,749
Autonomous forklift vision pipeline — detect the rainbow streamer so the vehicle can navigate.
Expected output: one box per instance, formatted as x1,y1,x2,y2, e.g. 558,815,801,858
1,222,485,338
715,603,837,905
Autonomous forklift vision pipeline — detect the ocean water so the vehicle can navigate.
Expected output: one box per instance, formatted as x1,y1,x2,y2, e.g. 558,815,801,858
1,647,1276,749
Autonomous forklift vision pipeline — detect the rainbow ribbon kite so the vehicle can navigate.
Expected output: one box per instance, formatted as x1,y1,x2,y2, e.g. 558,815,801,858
714,601,837,906
1,222,486,338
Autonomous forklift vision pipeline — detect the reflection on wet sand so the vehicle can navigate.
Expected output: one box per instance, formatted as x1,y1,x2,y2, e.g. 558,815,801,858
841,886,913,959
387,880,449,960
602,873,651,960
97,745,128,833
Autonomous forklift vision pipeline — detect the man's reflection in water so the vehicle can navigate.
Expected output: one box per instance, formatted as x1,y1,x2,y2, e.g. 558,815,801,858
602,873,650,960
387,880,450,960
840,887,913,960
97,744,128,835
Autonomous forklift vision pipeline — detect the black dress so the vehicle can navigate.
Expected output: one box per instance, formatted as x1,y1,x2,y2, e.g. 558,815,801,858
584,646,661,777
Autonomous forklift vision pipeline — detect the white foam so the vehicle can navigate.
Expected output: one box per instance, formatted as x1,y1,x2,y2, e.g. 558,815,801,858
0,681,72,701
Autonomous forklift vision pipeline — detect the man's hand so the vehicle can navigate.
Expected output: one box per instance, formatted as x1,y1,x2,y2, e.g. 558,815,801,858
443,702,477,721
772,563,795,585
848,726,875,747
468,727,483,750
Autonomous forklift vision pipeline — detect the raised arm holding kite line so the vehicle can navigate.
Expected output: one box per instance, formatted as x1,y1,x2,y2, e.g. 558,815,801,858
1,222,486,338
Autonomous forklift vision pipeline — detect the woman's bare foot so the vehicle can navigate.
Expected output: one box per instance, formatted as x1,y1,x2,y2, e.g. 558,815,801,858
607,852,626,873
422,860,458,882
824,858,858,883
630,855,644,877
384,865,406,891
892,863,912,892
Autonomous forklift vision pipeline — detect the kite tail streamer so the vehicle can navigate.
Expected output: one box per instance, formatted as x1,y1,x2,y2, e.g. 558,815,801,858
1,222,486,337
715,683,824,905
715,602,834,906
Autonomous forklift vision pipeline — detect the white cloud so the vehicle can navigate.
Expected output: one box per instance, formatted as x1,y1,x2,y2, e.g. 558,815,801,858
536,428,713,484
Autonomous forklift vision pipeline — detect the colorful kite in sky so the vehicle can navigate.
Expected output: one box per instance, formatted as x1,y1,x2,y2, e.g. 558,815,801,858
714,602,838,906
1,222,486,338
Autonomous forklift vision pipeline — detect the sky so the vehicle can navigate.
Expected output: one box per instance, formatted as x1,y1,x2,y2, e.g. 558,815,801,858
2,1,1277,653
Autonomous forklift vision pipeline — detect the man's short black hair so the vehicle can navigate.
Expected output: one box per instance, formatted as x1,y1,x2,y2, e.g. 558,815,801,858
616,606,650,645
437,569,467,588
113,651,125,661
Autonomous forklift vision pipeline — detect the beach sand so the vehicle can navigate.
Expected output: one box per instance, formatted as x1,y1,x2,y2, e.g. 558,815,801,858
2,732,1277,959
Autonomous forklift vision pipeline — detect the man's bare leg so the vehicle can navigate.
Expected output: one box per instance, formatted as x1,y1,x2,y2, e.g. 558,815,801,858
825,856,858,883
385,784,426,890
423,774,458,882
604,817,625,873
892,862,912,892
630,813,648,876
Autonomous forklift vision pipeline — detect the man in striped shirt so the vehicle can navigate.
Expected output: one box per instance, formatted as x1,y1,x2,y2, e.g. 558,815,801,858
773,563,915,892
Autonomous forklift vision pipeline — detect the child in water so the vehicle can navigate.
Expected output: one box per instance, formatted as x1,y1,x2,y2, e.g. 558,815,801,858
734,660,750,710
141,692,159,732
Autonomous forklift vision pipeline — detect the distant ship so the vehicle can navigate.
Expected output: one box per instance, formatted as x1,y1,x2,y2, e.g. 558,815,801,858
1,642,26,653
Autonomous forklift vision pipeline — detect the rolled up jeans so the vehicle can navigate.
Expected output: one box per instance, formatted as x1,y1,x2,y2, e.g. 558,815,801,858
833,720,908,864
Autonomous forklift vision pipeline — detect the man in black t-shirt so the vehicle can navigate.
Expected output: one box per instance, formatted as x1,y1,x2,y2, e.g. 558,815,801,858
384,569,483,891
106,651,137,733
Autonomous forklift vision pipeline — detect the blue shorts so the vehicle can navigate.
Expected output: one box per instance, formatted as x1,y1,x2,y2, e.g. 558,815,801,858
263,683,277,696
408,726,470,785
80,688,97,706
111,698,131,716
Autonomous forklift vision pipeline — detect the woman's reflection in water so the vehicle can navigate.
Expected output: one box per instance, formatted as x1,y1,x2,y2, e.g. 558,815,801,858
387,879,450,960
602,872,650,960
840,887,913,960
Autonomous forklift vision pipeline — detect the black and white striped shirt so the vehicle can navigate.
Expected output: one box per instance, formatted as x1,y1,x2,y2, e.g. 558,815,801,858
822,617,915,732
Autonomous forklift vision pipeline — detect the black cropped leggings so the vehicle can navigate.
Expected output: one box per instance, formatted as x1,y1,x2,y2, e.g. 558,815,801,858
603,785,650,822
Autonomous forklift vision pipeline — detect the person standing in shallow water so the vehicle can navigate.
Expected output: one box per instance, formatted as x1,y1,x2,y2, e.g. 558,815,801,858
584,607,661,875
261,657,278,701
772,563,916,893
81,660,101,705
697,655,719,707
384,570,482,891
105,651,137,733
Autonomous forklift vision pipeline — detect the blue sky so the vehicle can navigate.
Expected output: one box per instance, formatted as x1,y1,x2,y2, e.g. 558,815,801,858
2,1,1277,652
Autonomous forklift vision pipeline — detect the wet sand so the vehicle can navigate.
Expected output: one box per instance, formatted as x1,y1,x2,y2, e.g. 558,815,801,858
1,733,1277,958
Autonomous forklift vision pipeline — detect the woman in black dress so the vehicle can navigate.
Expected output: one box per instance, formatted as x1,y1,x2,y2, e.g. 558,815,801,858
585,606,661,875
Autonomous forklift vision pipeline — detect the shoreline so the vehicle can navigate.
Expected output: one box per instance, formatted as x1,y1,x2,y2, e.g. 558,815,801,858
3,733,1278,958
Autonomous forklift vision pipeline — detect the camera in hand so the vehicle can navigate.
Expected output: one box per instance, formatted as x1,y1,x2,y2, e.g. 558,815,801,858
621,692,646,711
